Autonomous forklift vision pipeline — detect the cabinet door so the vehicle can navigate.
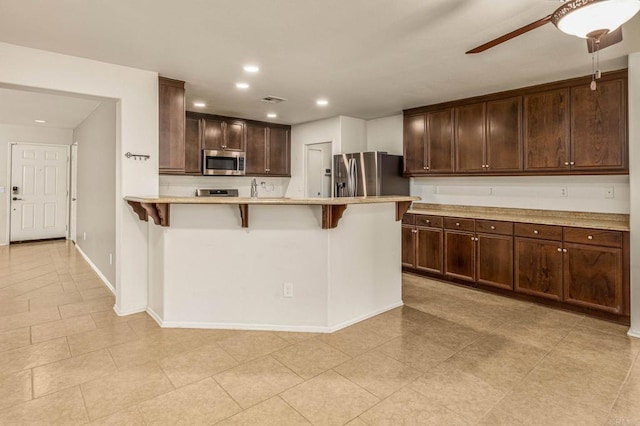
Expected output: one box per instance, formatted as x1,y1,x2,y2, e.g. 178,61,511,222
184,116,201,174
486,97,522,172
427,109,454,173
455,103,485,173
402,226,416,268
202,118,224,150
563,243,623,313
476,234,513,290
158,79,185,172
403,114,426,174
268,127,290,176
224,121,245,151
416,227,443,274
245,124,267,175
514,238,563,300
444,230,475,281
524,89,570,171
570,79,626,171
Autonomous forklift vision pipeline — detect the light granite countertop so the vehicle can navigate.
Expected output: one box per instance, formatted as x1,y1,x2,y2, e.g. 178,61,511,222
125,195,419,205
409,203,629,231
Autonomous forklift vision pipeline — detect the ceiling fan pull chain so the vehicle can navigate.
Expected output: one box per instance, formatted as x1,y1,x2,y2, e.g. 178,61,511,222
590,49,597,91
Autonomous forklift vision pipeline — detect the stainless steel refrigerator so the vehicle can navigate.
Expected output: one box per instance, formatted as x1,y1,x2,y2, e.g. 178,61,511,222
333,152,409,197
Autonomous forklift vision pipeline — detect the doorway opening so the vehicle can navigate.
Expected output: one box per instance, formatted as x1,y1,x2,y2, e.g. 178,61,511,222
305,142,332,198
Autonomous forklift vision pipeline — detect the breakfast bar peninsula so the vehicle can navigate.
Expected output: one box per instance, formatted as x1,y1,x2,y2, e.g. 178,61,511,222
125,195,418,332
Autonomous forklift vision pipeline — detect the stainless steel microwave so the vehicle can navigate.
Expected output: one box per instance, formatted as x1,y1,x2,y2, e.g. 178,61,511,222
202,150,245,176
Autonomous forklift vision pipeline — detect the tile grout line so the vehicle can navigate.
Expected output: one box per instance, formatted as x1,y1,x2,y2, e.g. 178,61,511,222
607,350,640,418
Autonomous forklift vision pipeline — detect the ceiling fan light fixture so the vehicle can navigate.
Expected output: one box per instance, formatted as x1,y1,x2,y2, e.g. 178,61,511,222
552,0,640,38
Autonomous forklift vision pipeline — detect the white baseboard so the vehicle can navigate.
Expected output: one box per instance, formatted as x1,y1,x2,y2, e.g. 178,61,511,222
74,244,115,295
113,304,147,317
146,306,164,327
327,301,405,333
151,301,404,333
628,328,640,339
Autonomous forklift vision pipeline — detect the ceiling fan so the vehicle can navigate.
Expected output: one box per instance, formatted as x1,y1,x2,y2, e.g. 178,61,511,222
466,0,640,54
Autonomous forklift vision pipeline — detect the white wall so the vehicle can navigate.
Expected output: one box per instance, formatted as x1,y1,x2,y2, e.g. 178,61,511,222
366,114,403,155
0,124,73,245
339,116,367,154
628,53,640,337
74,101,116,286
0,42,159,315
160,175,290,198
412,175,630,214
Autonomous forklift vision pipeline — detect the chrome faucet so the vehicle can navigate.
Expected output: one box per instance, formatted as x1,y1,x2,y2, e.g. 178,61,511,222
250,178,258,198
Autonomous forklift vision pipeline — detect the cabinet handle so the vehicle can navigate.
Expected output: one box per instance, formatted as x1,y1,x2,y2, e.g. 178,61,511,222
587,235,593,240
485,164,489,168
533,230,539,234
475,237,479,241
423,166,427,170
557,248,562,252
456,222,460,226
425,220,430,224
490,225,495,230
564,162,569,166
563,248,567,253
570,161,575,165
471,237,475,241
412,229,418,234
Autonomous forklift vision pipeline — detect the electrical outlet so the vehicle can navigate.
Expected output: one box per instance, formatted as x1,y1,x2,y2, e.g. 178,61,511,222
560,187,568,197
83,232,86,241
283,282,293,298
604,187,615,199
109,253,113,265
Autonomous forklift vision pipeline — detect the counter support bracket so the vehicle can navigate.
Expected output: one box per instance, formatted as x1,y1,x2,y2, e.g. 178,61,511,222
127,201,148,222
322,204,347,229
396,201,412,221
238,204,249,228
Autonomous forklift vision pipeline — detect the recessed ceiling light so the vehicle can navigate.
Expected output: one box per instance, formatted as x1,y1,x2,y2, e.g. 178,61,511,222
316,99,329,106
243,65,260,73
267,113,277,118
236,82,250,89
34,119,46,123
193,102,206,108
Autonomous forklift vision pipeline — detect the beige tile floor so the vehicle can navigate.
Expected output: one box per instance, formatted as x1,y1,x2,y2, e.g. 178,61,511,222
0,240,639,425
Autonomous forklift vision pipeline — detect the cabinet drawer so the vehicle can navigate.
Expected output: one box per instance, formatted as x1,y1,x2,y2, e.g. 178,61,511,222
415,215,443,228
402,214,415,226
443,217,474,232
514,223,562,241
476,220,513,235
563,227,622,248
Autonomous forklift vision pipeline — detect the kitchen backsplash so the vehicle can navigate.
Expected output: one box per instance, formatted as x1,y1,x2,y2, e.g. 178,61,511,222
160,175,291,198
411,174,630,214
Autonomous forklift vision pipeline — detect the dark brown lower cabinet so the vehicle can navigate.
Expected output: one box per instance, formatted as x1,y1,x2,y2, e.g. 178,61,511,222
477,233,513,290
444,230,475,282
514,237,563,301
563,242,623,314
402,226,416,268
416,227,443,274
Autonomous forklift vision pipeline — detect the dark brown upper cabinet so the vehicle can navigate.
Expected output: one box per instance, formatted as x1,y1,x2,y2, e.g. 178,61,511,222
245,123,290,176
524,88,570,172
455,103,486,173
570,78,626,172
202,118,245,152
184,115,202,175
403,110,453,175
486,96,522,172
158,77,186,174
404,69,628,177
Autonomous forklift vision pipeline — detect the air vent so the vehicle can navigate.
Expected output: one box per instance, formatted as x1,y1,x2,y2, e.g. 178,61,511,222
260,96,287,104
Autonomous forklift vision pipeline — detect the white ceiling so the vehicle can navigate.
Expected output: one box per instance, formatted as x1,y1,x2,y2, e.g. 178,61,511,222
0,87,100,129
0,0,638,125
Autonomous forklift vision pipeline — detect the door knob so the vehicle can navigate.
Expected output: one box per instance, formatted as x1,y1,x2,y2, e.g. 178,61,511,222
72,198,77,201
12,197,22,201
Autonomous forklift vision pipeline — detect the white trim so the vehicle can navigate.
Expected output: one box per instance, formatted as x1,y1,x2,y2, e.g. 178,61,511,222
113,304,146,317
74,243,115,294
157,301,404,333
327,300,404,332
628,329,640,339
146,306,163,326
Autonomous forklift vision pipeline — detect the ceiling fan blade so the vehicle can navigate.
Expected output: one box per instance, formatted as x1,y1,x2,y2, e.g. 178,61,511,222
586,27,623,53
466,15,552,54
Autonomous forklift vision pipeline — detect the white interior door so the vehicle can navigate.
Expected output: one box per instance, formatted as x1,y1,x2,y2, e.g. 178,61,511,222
306,148,323,198
10,144,69,242
70,143,78,243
